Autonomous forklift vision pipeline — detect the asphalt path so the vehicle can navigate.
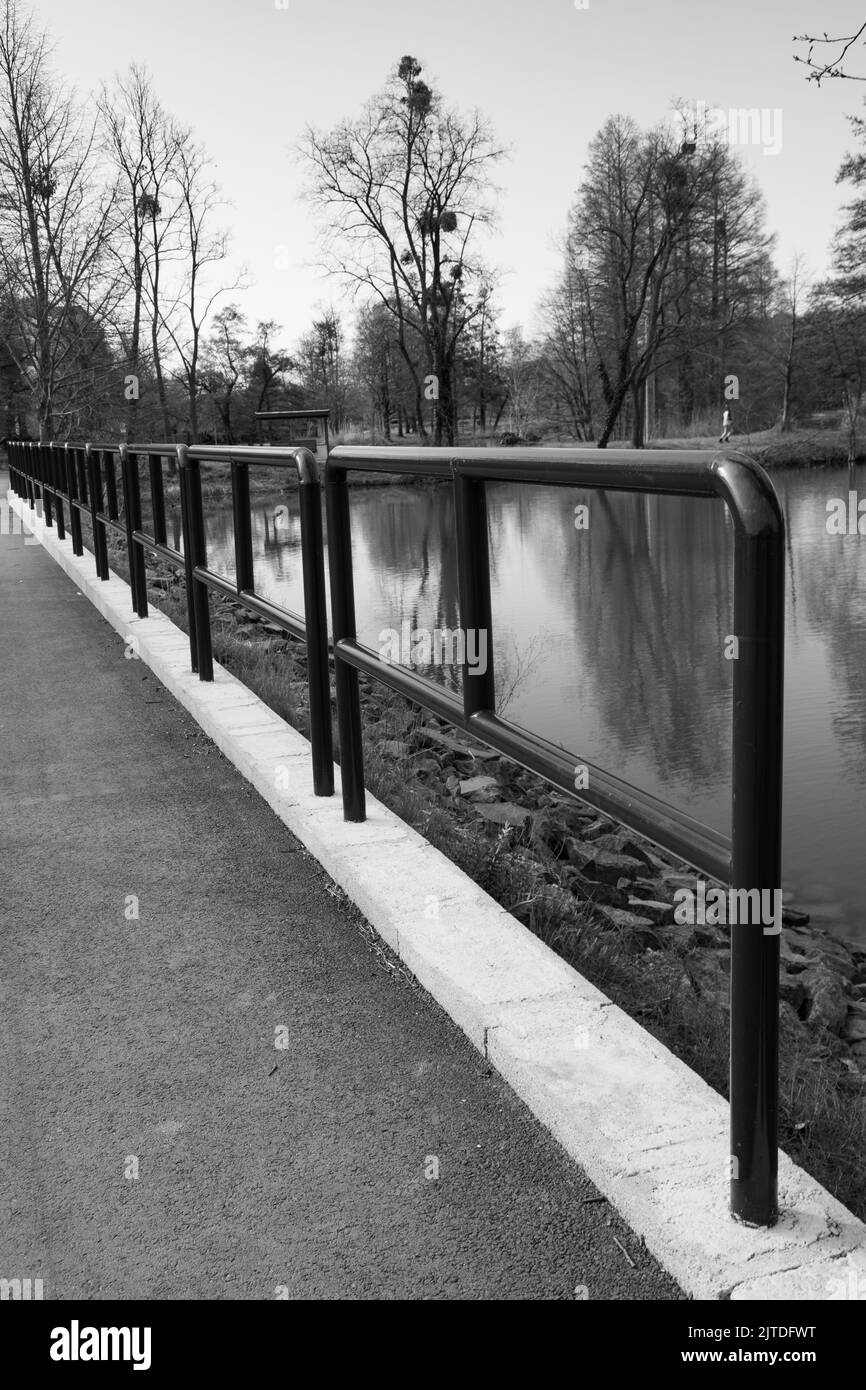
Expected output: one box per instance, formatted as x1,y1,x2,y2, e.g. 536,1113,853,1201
0,499,682,1300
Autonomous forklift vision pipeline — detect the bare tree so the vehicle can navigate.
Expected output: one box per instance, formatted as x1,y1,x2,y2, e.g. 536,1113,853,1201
98,64,184,439
0,0,118,438
793,23,866,83
539,234,596,439
248,320,295,417
299,55,503,445
199,303,249,443
502,326,539,437
776,254,809,431
162,134,240,442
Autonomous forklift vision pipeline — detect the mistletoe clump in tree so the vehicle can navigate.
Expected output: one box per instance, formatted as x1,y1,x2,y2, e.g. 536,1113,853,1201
299,55,503,445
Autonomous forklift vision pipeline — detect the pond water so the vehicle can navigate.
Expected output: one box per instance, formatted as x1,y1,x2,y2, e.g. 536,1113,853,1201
179,462,866,943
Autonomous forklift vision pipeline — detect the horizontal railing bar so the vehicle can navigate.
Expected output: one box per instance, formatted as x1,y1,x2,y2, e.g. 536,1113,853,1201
329,445,723,495
236,590,306,642
131,531,183,567
469,710,731,882
329,452,454,479
334,639,474,726
191,566,240,602
185,444,316,469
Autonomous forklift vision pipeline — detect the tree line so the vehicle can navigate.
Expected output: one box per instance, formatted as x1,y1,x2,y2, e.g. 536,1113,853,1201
1,0,864,453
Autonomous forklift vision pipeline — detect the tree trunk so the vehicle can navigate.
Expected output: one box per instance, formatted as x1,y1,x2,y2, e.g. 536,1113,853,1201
598,377,630,448
630,381,644,448
434,358,456,446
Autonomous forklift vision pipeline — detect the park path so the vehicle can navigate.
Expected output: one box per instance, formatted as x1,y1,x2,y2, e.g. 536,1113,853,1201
0,489,681,1300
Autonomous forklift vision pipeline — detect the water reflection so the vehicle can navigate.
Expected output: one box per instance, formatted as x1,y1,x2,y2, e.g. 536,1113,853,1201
172,464,866,942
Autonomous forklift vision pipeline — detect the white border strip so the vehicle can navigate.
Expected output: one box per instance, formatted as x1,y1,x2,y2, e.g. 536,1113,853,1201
9,488,866,1301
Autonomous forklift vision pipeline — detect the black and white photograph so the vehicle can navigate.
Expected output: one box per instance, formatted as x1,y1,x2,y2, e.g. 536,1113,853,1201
0,0,864,1354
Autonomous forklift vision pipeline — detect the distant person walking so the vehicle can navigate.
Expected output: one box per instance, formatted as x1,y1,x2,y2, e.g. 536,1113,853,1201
719,408,733,443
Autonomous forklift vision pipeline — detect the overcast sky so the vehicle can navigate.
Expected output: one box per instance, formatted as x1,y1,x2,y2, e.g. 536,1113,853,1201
36,0,865,343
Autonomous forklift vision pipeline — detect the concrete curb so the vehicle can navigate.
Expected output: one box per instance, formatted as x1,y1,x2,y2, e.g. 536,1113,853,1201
10,489,866,1301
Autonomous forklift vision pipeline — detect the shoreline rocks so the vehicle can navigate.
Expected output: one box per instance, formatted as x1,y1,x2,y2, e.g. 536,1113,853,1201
377,716,866,1076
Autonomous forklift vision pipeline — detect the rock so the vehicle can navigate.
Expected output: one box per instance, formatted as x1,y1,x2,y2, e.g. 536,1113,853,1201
421,728,479,757
474,801,533,827
590,832,656,870
784,926,856,978
779,970,807,1011
841,1002,866,1044
587,851,645,885
632,876,675,902
780,933,819,969
593,904,657,935
782,906,811,927
581,816,616,841
567,840,598,872
567,839,644,884
627,897,674,926
660,871,699,893
458,775,499,796
798,963,849,1034
779,1000,803,1031
560,867,630,908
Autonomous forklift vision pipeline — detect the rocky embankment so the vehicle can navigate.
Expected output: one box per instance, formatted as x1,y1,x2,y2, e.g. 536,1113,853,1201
377,717,866,1078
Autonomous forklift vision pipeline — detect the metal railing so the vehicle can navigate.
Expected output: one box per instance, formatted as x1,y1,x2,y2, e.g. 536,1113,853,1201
325,444,785,1228
6,435,786,1227
6,438,333,797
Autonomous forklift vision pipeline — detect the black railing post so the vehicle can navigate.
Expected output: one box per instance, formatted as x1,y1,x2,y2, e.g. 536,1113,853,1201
178,445,213,681
177,446,199,672
120,445,148,619
41,443,53,528
715,457,785,1227
454,469,496,720
325,463,365,820
26,443,36,510
76,445,88,505
86,443,110,581
65,445,83,557
149,453,167,546
52,445,66,541
103,448,118,520
296,448,334,797
231,459,255,594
